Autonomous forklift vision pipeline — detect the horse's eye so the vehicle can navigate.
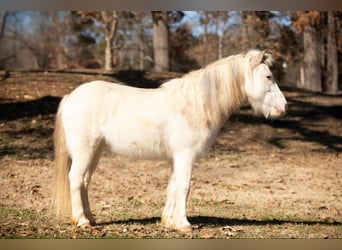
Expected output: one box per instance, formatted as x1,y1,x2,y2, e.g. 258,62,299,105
266,75,272,80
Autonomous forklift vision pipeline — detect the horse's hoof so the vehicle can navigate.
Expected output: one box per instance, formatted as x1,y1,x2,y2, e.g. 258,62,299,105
72,217,95,228
177,225,193,233
71,218,77,226
77,221,92,228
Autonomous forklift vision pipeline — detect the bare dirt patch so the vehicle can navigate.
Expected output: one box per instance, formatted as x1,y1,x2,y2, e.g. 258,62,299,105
0,70,341,238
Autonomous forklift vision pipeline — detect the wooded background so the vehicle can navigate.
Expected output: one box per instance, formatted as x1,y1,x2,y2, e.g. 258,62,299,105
0,11,341,94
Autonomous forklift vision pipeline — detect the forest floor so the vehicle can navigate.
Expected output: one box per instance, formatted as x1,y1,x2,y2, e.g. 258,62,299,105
0,70,341,238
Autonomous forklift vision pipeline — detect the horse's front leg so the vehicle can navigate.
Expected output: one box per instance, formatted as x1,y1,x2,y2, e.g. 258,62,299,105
162,151,195,232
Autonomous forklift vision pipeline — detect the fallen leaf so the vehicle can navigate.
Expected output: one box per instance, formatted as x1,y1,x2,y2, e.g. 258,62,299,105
201,232,214,239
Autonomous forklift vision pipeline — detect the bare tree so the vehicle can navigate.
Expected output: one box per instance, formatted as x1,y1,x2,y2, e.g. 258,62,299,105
152,11,169,72
0,11,10,67
0,11,8,38
241,11,274,52
241,11,254,51
199,11,210,65
293,11,322,92
325,11,338,94
77,11,119,71
303,23,322,92
212,12,229,59
50,12,70,69
101,11,118,71
2,11,70,69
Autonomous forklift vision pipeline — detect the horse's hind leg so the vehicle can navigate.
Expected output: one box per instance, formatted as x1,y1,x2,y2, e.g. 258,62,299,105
69,141,103,228
82,142,104,225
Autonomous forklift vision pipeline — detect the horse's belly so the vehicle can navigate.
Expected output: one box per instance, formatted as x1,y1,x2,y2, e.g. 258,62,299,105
102,120,170,160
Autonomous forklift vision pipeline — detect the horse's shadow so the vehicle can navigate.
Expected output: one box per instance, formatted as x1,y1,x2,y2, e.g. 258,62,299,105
97,215,341,228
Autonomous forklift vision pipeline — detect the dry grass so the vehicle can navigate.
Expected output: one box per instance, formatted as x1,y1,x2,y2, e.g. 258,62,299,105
0,71,341,238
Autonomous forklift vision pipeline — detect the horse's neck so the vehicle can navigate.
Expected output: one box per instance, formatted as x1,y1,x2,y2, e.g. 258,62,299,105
163,57,247,130
202,62,246,129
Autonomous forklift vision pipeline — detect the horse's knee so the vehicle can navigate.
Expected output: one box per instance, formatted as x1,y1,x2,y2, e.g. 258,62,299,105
69,173,84,191
69,162,89,188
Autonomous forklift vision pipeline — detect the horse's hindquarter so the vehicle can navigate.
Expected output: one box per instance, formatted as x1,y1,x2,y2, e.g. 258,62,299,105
61,81,110,143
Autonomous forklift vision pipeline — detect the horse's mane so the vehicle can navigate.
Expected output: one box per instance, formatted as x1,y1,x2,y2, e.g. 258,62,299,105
161,50,272,128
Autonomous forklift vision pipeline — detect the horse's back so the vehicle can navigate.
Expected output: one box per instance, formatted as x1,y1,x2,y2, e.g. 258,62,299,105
62,80,139,114
60,81,170,157
67,80,126,101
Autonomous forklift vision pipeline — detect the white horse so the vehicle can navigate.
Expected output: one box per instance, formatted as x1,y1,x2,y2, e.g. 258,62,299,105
54,50,287,232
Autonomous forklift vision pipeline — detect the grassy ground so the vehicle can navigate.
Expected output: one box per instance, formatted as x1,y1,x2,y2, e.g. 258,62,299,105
0,70,341,238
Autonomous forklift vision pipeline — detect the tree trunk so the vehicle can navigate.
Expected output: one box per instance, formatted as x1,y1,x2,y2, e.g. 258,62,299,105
0,11,8,38
104,36,112,71
241,11,255,51
218,32,223,60
152,11,169,72
101,11,118,71
214,13,224,60
241,12,249,51
202,12,209,65
297,62,305,88
51,12,67,69
137,26,145,70
325,11,338,94
303,24,322,92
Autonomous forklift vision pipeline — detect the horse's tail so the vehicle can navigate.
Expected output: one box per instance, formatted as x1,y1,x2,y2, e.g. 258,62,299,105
53,95,71,218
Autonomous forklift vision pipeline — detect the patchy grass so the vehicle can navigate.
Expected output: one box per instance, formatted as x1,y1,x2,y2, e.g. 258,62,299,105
0,71,341,238
1,206,341,239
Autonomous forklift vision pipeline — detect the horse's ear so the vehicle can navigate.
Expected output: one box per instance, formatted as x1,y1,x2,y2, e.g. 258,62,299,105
250,50,266,69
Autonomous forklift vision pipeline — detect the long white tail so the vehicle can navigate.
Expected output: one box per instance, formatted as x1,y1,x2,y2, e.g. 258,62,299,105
53,96,71,218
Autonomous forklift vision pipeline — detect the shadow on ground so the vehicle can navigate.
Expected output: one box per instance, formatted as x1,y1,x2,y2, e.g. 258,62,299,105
227,86,342,153
113,70,165,88
98,215,341,228
0,75,341,160
0,70,174,121
0,96,61,121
